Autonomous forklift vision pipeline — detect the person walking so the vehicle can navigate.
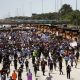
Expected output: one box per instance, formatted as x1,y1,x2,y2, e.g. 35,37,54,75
69,54,74,67
66,65,71,79
64,55,69,67
12,70,17,80
53,56,57,71
49,60,53,73
32,56,35,65
14,59,17,70
1,71,6,80
41,59,46,76
75,50,79,61
59,61,63,75
45,73,53,80
25,59,29,71
9,76,12,80
36,58,40,71
18,67,23,80
75,50,79,68
33,62,37,76
27,69,32,80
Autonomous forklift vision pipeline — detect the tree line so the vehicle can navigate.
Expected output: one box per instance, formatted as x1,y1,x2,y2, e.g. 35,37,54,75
7,4,80,25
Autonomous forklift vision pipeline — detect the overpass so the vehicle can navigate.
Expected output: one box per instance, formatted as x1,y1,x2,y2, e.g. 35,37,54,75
0,19,69,25
0,19,79,40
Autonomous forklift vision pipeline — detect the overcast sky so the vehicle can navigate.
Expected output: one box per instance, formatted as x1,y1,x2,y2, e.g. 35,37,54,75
0,0,80,19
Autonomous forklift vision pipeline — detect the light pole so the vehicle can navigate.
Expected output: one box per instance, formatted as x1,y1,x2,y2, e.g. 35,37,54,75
60,0,62,8
42,0,43,13
30,1,32,16
76,0,78,27
55,0,56,12
76,0,77,10
60,0,63,21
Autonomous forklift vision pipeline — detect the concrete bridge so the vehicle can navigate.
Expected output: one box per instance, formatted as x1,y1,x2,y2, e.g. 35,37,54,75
0,19,69,25
0,19,79,40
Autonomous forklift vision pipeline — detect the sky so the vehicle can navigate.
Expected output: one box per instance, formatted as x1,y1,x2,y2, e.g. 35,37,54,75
0,0,80,19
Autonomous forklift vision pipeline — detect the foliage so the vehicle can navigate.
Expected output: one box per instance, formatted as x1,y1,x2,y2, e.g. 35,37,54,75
7,4,80,25
31,12,59,20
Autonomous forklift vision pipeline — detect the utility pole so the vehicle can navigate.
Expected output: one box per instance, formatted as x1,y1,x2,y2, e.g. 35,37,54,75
59,0,62,22
22,5,24,16
55,0,56,12
8,12,11,18
30,1,32,17
42,0,43,13
60,0,62,8
16,8,19,16
76,0,78,28
76,0,77,10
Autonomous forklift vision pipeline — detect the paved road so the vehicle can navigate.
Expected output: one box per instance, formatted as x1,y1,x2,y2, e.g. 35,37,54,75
0,58,80,80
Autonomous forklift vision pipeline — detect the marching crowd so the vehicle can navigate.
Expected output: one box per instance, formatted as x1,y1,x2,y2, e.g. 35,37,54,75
0,26,80,80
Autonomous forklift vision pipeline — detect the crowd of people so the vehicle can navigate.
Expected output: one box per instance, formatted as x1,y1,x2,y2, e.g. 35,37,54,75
0,26,80,80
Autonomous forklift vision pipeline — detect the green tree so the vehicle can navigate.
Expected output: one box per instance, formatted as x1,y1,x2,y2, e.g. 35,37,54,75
59,4,73,19
68,10,80,25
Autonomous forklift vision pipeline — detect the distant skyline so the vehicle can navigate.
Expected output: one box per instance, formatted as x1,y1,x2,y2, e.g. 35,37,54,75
0,0,80,19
